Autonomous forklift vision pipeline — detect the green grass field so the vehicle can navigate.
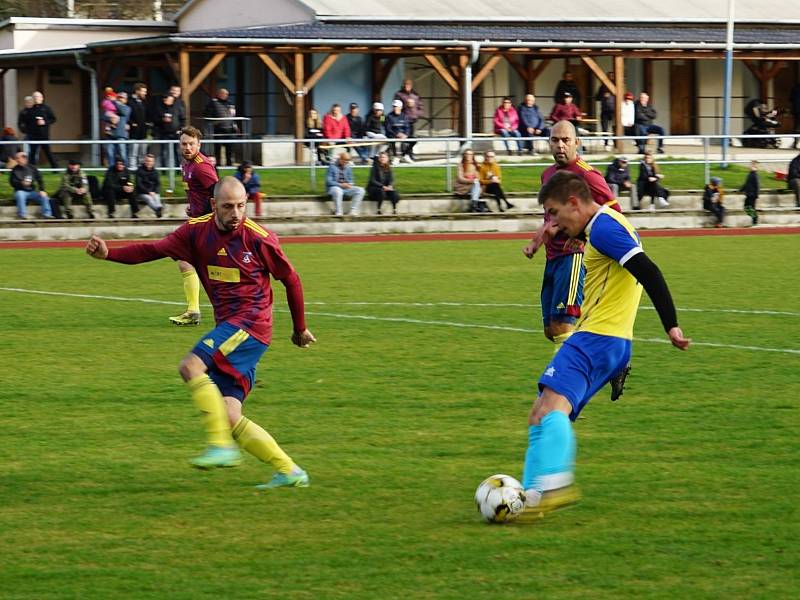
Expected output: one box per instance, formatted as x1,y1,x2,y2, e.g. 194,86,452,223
1,234,798,598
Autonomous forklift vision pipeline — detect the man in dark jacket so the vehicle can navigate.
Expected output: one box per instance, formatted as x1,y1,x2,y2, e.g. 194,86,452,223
788,152,800,208
134,153,163,217
203,88,238,166
23,91,58,168
151,94,181,167
740,160,760,225
128,82,150,169
596,73,616,136
103,158,136,218
345,102,369,164
9,150,52,219
634,92,665,154
518,94,547,154
553,72,581,107
605,156,639,210
384,99,412,164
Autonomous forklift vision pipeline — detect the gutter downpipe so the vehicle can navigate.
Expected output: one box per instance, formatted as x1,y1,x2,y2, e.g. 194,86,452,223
721,0,735,168
464,42,480,143
74,51,100,165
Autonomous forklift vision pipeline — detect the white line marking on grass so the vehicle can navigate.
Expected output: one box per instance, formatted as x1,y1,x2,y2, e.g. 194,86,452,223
2,287,798,355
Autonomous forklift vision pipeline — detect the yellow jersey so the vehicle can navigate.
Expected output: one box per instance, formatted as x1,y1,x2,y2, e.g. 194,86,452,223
575,206,644,340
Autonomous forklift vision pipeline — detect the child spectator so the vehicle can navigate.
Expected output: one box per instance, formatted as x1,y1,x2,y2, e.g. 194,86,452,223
234,160,263,216
740,161,760,225
479,151,514,211
703,176,725,227
366,151,399,214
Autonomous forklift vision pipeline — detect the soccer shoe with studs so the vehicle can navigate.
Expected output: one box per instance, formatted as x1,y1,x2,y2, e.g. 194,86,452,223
189,445,242,469
516,484,581,523
255,469,310,491
610,364,632,401
169,311,201,326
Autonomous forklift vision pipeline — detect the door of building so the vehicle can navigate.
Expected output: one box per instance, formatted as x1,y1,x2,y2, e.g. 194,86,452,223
669,60,696,134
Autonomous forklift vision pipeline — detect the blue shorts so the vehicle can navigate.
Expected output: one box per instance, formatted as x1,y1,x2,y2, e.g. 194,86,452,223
541,253,585,327
191,322,268,402
537,331,631,420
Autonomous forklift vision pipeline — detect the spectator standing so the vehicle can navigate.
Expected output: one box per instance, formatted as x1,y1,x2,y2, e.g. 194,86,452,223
26,91,58,168
103,157,136,218
384,99,412,164
518,94,547,155
203,88,238,166
364,102,387,158
168,85,187,130
621,92,636,137
553,71,581,108
788,152,800,207
305,108,327,165
637,151,669,210
152,94,181,167
493,97,523,155
394,79,424,156
454,149,485,212
549,93,582,127
17,95,34,154
790,84,800,149
366,150,399,214
634,92,665,154
234,161,263,216
605,155,639,210
703,176,725,228
128,83,149,169
54,159,94,219
1,127,21,165
595,73,616,133
9,150,52,219
479,151,513,211
740,161,760,225
326,152,364,216
113,91,132,165
402,97,420,160
345,102,369,164
134,153,163,218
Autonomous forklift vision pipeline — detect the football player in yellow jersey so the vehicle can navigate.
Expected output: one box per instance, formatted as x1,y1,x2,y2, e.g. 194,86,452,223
519,171,690,520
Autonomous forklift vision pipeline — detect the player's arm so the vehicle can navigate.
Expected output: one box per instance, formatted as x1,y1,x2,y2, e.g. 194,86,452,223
85,225,192,264
260,237,316,348
622,253,690,350
523,220,558,259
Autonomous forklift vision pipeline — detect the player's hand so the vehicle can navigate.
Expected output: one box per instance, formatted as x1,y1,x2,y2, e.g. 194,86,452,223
522,241,539,259
292,329,316,348
668,327,691,350
85,235,109,260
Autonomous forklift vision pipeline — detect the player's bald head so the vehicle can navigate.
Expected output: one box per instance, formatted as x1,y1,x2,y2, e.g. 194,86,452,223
551,120,577,140
549,120,580,166
213,176,247,202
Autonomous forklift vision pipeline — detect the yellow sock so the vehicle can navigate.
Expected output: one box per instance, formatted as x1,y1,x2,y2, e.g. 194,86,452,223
182,270,201,313
187,375,233,447
232,416,294,474
552,331,573,355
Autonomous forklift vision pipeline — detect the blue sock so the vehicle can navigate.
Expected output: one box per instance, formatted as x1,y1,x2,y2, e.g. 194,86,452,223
522,411,576,492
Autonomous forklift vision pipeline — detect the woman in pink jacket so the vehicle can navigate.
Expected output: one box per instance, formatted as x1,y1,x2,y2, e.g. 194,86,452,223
322,104,351,145
493,97,523,155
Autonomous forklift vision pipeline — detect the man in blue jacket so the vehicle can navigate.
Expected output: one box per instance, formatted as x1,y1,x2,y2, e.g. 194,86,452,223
518,94,548,155
326,151,365,216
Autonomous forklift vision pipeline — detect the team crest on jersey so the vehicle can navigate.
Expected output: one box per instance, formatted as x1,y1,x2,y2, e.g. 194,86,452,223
217,248,227,256
242,251,253,264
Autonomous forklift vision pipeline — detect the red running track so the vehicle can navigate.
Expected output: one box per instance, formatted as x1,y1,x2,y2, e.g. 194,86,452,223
0,227,798,250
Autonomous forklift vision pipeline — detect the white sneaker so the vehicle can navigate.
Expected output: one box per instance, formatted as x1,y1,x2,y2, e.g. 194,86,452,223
657,197,670,208
403,155,414,164
392,157,400,166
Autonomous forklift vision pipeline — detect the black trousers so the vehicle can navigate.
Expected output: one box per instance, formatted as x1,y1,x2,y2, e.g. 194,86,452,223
484,182,510,210
29,141,58,168
105,189,136,217
368,187,399,212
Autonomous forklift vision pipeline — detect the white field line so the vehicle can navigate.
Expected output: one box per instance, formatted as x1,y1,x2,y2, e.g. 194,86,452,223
1,287,798,356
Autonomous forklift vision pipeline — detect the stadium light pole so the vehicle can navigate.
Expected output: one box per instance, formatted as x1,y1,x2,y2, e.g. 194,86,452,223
721,0,735,169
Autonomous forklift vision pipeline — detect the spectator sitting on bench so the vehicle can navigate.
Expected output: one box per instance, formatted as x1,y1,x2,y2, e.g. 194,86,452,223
634,92,665,154
385,99,413,165
305,108,327,165
605,155,639,210
479,151,514,211
364,102,387,159
234,160,263,216
134,153,163,218
346,102,369,165
54,159,94,219
549,92,582,128
637,151,670,210
493,97,523,156
454,149,487,213
322,103,351,150
9,150,52,219
367,151,399,215
103,157,136,218
517,94,548,155
326,151,364,217
703,176,725,228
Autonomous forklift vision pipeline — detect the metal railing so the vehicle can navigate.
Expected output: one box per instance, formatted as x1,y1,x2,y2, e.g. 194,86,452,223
1,132,798,196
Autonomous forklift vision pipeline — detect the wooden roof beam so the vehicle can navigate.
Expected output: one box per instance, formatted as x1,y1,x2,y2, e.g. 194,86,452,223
303,53,339,94
257,52,295,92
581,55,616,96
185,52,226,97
471,54,502,91
424,53,459,92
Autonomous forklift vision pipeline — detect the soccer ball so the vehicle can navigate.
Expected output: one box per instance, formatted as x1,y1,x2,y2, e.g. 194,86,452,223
475,474,526,523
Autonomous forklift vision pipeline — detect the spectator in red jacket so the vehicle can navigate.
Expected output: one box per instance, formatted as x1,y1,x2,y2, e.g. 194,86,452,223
493,97,523,155
322,104,351,148
549,92,582,127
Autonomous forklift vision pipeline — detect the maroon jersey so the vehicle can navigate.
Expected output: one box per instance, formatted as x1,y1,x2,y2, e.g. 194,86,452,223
541,157,620,261
107,216,305,344
182,152,218,217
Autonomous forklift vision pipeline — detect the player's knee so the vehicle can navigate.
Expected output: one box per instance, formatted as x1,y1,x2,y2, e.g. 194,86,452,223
178,353,206,382
529,391,571,425
224,397,242,426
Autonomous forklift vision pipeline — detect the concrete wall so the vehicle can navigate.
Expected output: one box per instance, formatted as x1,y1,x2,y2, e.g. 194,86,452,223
178,0,314,32
12,28,165,52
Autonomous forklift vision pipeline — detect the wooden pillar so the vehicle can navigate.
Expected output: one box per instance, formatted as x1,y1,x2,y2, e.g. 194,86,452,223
614,56,625,152
294,52,305,164
180,50,191,123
